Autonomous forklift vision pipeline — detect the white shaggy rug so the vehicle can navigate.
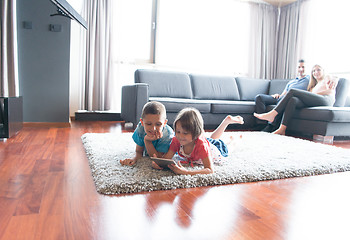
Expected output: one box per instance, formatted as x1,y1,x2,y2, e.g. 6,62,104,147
81,132,350,195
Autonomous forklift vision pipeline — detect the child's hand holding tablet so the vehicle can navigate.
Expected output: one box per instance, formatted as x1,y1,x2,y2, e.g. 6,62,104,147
150,157,177,169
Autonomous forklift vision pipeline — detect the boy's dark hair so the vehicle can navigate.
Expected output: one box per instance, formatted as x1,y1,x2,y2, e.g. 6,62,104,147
141,101,167,119
173,108,204,140
298,59,305,63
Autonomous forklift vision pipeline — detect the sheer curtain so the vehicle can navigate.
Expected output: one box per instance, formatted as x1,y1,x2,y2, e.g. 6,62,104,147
249,1,305,79
249,3,278,79
275,0,304,79
1,0,18,97
78,0,114,111
71,0,153,114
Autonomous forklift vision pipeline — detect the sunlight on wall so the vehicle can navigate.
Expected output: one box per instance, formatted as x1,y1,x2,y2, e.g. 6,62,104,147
69,0,85,116
302,0,350,80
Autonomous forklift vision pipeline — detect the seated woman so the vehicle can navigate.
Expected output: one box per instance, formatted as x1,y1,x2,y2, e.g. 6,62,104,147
254,64,338,135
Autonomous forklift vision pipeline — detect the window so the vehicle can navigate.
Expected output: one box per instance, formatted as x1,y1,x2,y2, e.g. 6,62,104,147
156,0,251,76
69,0,85,116
302,0,350,80
67,0,83,13
109,0,154,111
112,0,153,63
107,0,252,111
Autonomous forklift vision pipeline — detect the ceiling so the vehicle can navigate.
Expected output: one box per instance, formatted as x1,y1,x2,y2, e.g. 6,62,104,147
263,0,298,7
243,0,298,7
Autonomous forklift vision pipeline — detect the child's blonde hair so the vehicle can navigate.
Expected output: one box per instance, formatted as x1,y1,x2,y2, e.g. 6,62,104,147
141,101,167,120
173,108,204,140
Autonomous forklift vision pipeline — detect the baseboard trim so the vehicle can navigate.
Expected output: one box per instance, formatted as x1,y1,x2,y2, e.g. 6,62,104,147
23,122,71,128
75,110,122,121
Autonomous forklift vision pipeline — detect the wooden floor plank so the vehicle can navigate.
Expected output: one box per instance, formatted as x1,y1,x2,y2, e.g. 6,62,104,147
14,159,51,216
0,120,349,240
1,215,39,240
0,197,19,239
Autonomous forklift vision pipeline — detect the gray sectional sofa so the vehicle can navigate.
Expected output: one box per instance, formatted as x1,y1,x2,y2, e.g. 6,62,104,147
121,69,350,139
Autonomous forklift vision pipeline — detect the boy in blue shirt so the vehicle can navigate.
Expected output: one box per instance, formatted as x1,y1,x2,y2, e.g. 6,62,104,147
120,101,174,166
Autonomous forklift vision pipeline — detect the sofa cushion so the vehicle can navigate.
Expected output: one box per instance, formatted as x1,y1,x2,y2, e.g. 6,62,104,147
269,79,290,95
135,69,193,98
149,97,211,113
190,74,240,100
210,100,256,114
293,106,350,122
235,77,270,101
334,78,350,107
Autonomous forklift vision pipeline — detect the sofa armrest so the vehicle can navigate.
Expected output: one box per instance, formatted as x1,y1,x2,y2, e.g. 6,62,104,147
121,83,149,127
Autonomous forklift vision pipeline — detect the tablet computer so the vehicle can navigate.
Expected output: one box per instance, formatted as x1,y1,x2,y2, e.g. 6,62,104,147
150,157,177,169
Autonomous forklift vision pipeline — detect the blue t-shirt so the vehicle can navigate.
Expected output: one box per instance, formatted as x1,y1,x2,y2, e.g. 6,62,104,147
283,75,310,93
132,122,174,155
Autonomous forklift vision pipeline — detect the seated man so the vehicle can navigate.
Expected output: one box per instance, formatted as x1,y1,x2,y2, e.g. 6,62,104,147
255,59,310,132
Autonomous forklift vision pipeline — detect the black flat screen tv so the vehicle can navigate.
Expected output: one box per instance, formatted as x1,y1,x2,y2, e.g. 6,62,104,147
50,0,87,29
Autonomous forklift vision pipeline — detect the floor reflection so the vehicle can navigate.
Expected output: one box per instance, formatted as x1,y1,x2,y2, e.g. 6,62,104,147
145,187,208,228
142,185,245,240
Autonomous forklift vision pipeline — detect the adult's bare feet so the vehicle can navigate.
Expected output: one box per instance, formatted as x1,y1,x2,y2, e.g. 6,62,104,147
253,111,277,123
272,125,286,135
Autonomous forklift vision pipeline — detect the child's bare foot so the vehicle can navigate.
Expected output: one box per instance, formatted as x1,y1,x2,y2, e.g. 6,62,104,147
226,135,235,145
225,115,244,125
227,134,243,144
226,134,243,150
210,116,244,140
253,111,277,123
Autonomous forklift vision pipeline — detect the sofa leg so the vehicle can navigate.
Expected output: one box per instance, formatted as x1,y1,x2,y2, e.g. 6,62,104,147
313,134,334,144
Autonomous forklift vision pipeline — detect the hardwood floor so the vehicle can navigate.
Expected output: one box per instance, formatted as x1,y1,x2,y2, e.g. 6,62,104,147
1,121,350,240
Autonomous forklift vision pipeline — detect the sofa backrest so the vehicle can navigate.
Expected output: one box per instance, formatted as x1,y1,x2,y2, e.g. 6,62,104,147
235,77,270,101
190,74,240,100
268,79,290,95
134,69,193,98
334,78,350,107
345,96,350,107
